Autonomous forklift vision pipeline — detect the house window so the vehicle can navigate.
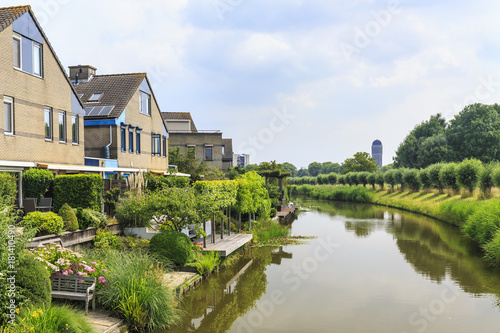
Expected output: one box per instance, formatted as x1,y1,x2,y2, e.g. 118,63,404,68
136,130,141,154
151,133,161,156
59,111,66,142
3,97,14,135
129,128,134,153
33,42,42,77
140,91,151,116
187,145,195,153
89,93,102,102
205,146,213,161
222,145,225,156
44,107,52,140
162,136,167,157
71,114,78,144
121,127,126,151
13,33,43,77
13,34,21,69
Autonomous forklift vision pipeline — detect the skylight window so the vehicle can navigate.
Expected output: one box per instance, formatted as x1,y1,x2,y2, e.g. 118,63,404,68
88,93,102,102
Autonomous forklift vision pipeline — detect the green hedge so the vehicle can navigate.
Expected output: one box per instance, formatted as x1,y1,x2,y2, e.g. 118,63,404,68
144,173,190,192
53,174,103,212
150,231,193,266
22,168,54,200
58,203,79,231
22,212,64,236
0,172,17,206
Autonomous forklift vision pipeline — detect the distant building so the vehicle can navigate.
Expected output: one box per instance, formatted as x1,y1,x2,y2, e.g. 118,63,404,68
371,140,383,168
233,154,250,168
162,112,233,171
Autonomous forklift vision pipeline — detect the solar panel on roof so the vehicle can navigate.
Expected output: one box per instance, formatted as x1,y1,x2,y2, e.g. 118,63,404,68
85,106,115,117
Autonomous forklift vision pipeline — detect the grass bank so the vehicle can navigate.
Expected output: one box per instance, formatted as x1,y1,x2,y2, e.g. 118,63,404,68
290,184,500,267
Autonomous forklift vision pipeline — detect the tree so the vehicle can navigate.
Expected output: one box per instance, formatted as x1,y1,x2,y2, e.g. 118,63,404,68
439,163,460,194
447,104,500,163
297,168,310,177
169,147,207,182
341,152,378,174
456,158,483,195
403,169,421,192
281,162,297,177
308,162,323,177
394,114,448,168
322,162,342,174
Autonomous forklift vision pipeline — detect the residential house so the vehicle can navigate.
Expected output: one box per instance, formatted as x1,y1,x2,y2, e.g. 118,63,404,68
0,5,86,202
70,65,169,179
162,112,233,171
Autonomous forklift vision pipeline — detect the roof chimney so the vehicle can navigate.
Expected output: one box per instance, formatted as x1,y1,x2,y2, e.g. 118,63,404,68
68,65,97,84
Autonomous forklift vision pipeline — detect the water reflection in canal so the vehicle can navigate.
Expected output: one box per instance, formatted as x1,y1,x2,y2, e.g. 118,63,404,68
164,200,500,333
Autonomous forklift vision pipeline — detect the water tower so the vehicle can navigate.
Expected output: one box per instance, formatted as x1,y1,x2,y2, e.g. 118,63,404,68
371,140,383,168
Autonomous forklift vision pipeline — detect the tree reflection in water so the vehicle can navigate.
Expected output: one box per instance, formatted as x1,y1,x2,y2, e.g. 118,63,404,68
163,246,293,333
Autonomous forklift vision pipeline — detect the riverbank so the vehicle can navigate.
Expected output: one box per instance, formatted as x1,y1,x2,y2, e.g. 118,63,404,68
290,184,500,267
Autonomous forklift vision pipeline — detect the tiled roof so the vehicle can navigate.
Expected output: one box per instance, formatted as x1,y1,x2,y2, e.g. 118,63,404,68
74,73,147,119
0,5,29,32
222,138,233,159
161,112,198,132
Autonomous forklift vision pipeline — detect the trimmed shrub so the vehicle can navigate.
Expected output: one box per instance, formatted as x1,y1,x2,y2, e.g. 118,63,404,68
384,169,397,191
393,169,404,190
22,168,54,200
22,212,64,235
427,164,444,192
367,173,376,190
77,208,108,230
16,253,51,307
439,163,460,194
317,174,328,185
327,172,338,185
403,169,421,192
144,173,190,192
462,200,500,244
479,163,497,197
0,172,17,206
150,231,193,266
456,158,483,194
53,174,103,213
375,173,385,189
58,203,79,231
94,229,122,250
337,175,346,185
357,172,369,187
419,168,432,191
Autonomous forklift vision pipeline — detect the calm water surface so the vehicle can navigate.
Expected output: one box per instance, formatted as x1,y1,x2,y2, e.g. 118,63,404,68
164,200,500,333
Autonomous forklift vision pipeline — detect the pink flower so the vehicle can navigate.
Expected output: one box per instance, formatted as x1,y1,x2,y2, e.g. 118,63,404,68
62,271,68,276
77,272,83,276
102,269,107,273
68,269,73,274
91,262,97,266
98,276,107,284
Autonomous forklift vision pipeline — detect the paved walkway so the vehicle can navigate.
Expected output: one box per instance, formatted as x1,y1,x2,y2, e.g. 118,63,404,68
87,310,125,333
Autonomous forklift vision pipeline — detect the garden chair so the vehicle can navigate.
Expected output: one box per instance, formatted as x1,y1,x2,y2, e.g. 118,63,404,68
23,198,37,214
38,197,53,212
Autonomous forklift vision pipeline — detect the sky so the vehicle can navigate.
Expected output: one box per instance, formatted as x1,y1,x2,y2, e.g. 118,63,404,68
5,0,500,169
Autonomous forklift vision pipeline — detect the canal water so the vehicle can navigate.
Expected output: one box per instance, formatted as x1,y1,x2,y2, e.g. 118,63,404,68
164,200,500,333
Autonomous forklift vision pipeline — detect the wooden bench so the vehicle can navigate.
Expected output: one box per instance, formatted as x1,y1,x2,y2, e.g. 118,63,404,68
51,275,96,315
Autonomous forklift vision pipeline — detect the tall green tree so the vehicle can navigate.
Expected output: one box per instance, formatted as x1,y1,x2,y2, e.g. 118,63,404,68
447,103,500,163
297,168,310,177
394,114,448,168
168,147,207,182
308,162,323,177
321,162,342,174
341,152,378,174
281,162,297,177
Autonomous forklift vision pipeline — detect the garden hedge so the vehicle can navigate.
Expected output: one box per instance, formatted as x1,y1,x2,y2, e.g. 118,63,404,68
150,231,193,266
22,168,54,200
0,172,17,205
53,174,103,212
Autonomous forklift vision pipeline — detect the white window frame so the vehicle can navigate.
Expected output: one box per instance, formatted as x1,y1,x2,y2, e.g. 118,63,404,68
44,107,52,140
71,114,78,144
4,97,14,135
13,33,22,70
59,110,66,142
33,42,42,77
139,91,151,116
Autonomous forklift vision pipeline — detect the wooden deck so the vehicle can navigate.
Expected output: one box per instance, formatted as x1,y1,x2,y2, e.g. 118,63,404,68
203,234,253,257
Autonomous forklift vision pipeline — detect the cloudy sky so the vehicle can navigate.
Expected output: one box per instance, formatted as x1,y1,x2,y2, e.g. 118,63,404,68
6,0,500,169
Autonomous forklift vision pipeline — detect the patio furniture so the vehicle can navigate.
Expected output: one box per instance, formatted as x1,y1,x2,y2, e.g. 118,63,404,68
51,275,96,315
38,197,53,212
23,198,37,214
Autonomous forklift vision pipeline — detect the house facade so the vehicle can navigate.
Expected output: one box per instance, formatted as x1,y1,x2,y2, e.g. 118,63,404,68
71,66,169,176
162,112,233,171
0,6,86,169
